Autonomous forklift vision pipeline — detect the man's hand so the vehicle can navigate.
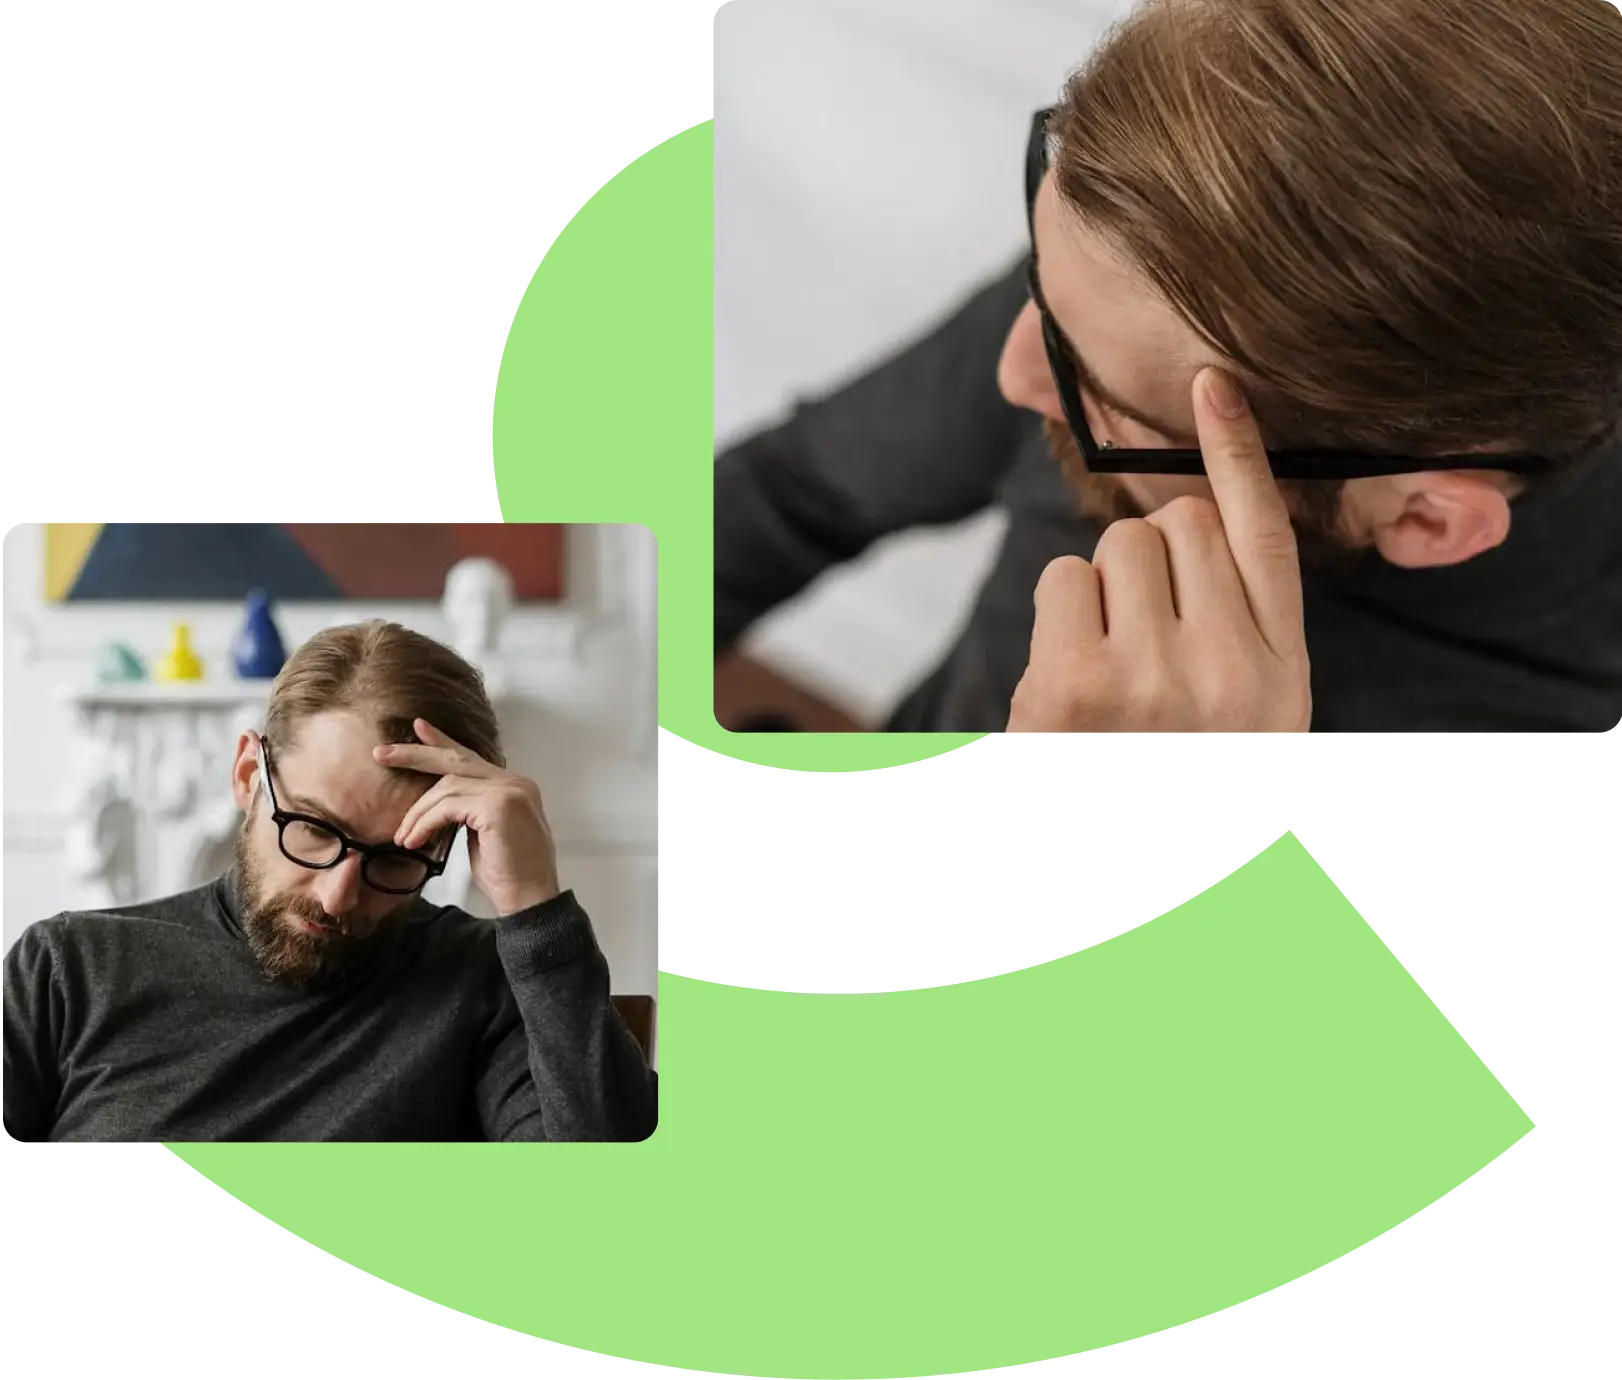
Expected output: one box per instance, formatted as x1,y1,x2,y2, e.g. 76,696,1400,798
375,720,561,915
1007,367,1312,732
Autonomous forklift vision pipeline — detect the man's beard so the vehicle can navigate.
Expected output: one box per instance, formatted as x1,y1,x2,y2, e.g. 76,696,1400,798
1042,417,1360,568
233,820,392,989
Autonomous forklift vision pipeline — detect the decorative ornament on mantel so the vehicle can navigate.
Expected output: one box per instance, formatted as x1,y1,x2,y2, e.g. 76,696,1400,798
96,641,146,684
443,556,514,699
231,587,288,679
154,622,205,682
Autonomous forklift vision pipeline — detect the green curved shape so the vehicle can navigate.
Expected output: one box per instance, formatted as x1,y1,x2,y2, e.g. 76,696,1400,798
172,834,1530,1376
491,120,981,772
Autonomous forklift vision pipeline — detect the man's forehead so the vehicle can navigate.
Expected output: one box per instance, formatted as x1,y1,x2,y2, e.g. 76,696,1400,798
1035,174,1141,284
273,714,431,832
275,771,428,851
1033,174,1214,439
280,707,379,755
277,747,423,803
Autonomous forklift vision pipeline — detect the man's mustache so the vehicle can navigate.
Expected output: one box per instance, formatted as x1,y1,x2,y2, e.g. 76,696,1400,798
280,896,355,936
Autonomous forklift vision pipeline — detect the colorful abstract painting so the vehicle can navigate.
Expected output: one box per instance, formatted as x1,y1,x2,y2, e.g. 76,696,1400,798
43,524,566,603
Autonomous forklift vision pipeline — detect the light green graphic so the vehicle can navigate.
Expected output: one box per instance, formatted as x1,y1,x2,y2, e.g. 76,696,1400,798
491,121,980,772
174,834,1531,1376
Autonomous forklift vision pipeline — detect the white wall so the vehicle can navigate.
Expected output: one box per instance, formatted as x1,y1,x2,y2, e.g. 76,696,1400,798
715,0,1126,720
1,523,658,996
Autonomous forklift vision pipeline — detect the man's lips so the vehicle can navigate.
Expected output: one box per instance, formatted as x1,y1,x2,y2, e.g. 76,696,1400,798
293,914,343,936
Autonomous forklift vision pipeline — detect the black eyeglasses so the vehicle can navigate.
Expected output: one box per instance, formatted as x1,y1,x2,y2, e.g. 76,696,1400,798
255,735,455,896
1024,106,1553,482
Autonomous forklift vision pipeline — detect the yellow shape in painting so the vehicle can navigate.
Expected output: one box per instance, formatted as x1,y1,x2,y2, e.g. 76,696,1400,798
43,523,105,602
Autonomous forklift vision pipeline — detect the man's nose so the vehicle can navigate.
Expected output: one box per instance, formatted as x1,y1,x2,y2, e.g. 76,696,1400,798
997,300,1066,421
311,853,364,916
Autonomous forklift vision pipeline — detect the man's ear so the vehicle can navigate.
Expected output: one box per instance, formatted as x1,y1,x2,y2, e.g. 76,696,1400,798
1368,472,1513,570
230,731,262,811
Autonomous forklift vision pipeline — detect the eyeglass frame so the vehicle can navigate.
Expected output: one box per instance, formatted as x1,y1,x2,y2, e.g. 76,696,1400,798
253,734,456,896
1023,106,1554,482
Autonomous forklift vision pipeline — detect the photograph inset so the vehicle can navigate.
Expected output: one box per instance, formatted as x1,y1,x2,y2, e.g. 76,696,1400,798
3,523,657,1141
714,0,1622,733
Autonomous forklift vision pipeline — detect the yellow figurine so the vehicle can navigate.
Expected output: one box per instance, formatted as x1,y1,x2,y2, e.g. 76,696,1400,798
154,622,205,682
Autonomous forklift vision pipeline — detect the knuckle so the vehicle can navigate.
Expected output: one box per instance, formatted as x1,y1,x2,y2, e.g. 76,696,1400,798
1102,516,1154,545
1153,494,1222,538
1148,499,1219,557
1092,517,1158,562
1247,521,1301,564
1038,553,1092,592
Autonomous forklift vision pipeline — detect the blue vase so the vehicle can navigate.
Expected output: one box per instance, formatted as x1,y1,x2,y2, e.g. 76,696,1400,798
231,588,287,678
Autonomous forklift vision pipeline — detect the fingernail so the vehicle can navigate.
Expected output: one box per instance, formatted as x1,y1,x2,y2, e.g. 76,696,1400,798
1205,369,1247,419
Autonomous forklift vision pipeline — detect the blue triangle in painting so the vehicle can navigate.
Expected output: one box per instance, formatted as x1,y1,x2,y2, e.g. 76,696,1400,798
67,524,344,601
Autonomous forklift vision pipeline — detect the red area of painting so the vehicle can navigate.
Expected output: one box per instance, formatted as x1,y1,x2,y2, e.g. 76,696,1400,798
449,525,565,599
281,526,457,598
280,525,564,599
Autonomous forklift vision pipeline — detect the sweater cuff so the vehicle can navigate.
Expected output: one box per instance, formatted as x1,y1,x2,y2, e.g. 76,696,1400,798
494,889,601,975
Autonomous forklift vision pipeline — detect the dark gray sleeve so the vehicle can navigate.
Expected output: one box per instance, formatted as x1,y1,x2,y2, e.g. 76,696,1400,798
475,891,656,1143
715,262,1034,652
4,924,64,1142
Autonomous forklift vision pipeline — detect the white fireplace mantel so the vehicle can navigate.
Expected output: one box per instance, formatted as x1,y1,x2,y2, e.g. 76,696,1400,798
61,680,271,913
71,681,274,711
6,527,655,985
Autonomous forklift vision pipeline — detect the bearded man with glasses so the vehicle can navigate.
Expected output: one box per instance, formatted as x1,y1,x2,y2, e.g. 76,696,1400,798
3,621,656,1142
714,0,1622,732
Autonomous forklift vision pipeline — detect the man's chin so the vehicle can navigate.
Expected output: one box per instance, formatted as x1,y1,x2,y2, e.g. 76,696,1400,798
246,904,372,988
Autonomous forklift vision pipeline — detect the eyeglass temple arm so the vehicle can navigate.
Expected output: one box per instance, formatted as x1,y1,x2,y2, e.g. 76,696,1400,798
253,733,274,808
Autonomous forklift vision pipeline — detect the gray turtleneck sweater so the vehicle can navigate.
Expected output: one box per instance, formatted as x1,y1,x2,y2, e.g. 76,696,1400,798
716,263,1622,732
2,875,657,1142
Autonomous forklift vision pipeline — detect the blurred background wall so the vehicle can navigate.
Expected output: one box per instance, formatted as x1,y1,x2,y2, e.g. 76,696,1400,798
715,0,1122,723
0,518,661,1011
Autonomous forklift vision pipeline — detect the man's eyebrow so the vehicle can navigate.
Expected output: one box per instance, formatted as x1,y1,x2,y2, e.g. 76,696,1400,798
281,791,450,853
1031,239,1201,447
279,791,372,842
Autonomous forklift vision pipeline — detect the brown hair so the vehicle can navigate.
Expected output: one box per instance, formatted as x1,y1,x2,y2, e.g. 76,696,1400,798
1053,0,1622,462
263,621,504,767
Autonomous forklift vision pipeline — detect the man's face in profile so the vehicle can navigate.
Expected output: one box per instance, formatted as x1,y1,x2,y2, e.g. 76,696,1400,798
998,170,1353,556
997,168,1535,573
231,710,435,987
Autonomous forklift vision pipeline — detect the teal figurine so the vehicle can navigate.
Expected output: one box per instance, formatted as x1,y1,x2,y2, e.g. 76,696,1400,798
96,641,146,684
231,588,287,678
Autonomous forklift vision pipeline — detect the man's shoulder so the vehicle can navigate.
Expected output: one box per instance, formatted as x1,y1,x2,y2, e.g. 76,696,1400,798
72,880,223,929
388,903,510,1006
403,900,502,962
19,881,227,956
